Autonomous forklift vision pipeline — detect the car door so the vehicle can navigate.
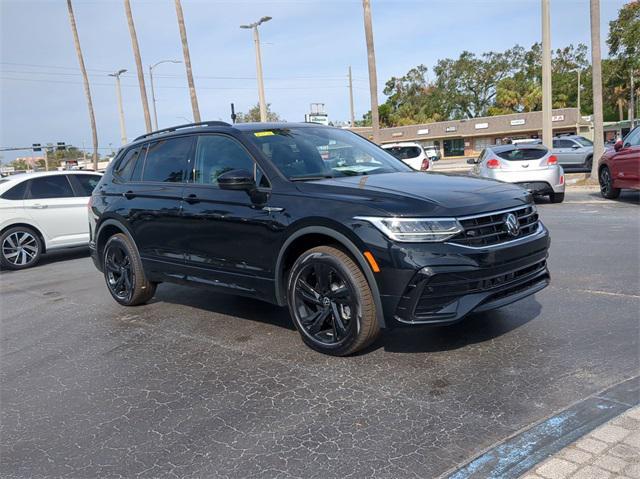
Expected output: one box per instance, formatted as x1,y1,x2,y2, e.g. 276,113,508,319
553,139,580,166
23,174,89,248
119,136,193,269
613,127,640,188
179,133,279,300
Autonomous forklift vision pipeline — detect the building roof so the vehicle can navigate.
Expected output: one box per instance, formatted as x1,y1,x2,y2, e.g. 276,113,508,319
351,108,589,143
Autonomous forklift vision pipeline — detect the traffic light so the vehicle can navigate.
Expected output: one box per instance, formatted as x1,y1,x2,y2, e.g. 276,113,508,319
32,143,41,152
56,142,66,151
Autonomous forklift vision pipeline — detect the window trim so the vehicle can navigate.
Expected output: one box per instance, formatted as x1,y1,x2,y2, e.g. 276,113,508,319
187,132,272,191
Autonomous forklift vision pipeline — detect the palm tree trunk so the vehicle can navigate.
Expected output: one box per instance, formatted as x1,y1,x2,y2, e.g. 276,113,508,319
589,0,604,181
124,0,152,133
174,0,201,123
362,0,380,143
66,0,99,171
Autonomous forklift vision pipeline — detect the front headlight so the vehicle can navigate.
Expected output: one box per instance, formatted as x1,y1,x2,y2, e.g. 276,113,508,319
355,216,463,242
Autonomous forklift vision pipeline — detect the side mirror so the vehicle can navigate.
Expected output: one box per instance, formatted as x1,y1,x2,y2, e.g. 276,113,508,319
614,140,623,152
218,169,256,190
467,157,479,165
572,144,581,149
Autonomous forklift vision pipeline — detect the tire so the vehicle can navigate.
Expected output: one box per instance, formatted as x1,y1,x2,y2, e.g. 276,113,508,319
599,166,620,199
549,192,565,203
102,233,156,306
0,226,42,270
583,154,593,171
287,245,380,356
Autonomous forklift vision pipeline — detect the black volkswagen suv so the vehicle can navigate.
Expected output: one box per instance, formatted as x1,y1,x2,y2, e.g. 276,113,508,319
89,122,550,356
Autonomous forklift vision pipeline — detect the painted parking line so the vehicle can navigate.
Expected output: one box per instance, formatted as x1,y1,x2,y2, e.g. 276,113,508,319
442,376,639,479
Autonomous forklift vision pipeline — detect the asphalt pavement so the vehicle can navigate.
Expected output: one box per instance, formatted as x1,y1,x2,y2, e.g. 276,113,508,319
1,189,639,479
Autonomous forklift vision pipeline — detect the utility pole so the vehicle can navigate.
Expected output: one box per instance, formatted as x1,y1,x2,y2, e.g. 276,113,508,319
590,0,604,181
577,69,581,114
174,0,201,123
149,60,181,130
240,16,271,122
630,71,636,129
348,66,356,127
362,0,380,143
109,69,128,145
66,0,98,171
541,0,552,149
124,0,152,133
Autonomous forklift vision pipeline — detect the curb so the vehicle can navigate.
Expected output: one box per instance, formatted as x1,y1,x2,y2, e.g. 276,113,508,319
441,376,640,479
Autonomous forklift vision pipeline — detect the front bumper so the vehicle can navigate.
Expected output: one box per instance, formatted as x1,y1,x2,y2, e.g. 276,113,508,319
361,221,551,327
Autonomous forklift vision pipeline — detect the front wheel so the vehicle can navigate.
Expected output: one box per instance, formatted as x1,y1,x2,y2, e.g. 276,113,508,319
103,233,156,306
287,246,380,356
599,166,620,199
583,155,593,171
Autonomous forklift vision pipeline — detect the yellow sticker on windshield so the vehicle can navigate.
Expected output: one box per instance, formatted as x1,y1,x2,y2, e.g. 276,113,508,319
254,131,275,137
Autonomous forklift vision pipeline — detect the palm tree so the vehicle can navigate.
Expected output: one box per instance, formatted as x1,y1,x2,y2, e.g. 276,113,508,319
590,0,604,181
124,0,152,133
174,0,201,123
66,0,98,170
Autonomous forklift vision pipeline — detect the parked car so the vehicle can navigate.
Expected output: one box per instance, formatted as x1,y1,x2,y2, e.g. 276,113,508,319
89,121,550,356
468,144,565,203
382,142,433,170
552,135,594,170
598,125,640,199
0,171,102,269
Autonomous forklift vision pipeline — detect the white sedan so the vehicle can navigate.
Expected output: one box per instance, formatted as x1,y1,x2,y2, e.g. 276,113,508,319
0,171,102,269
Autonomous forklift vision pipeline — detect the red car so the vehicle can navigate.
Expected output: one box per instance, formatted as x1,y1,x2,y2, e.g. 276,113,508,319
599,126,640,199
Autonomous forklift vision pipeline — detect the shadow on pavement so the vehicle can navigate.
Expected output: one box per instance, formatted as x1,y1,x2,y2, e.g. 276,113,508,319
0,247,90,274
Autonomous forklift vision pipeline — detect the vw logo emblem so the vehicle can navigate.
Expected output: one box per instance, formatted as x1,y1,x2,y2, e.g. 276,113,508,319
504,213,519,237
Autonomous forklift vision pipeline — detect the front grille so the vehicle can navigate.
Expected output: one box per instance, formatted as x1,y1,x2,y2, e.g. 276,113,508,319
413,259,547,318
450,205,539,247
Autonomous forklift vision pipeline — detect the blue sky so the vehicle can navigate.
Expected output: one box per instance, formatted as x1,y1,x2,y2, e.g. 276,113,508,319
0,0,627,163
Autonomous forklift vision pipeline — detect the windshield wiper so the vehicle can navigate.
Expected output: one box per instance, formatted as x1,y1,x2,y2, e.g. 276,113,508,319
289,174,334,182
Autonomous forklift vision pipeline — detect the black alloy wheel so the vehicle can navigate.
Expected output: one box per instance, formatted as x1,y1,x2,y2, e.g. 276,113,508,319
599,166,621,199
104,242,134,302
288,246,379,356
102,233,156,306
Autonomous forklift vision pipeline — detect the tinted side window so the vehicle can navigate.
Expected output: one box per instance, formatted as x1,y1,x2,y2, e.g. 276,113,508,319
27,176,75,199
142,137,193,182
553,139,574,148
192,135,256,186
114,146,142,180
1,181,28,200
72,175,102,196
623,127,640,146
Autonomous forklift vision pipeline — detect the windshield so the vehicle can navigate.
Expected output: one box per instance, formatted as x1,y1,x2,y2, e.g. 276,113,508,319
574,137,593,147
384,146,422,160
244,127,411,180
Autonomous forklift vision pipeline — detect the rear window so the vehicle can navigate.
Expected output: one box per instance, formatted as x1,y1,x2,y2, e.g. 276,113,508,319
384,146,422,160
495,148,548,161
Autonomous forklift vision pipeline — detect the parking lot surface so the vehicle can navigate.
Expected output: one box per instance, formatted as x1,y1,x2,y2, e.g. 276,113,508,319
1,189,639,478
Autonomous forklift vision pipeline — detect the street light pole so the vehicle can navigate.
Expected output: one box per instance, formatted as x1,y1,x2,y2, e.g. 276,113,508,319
541,0,552,149
362,0,380,143
109,69,128,145
241,16,272,122
590,0,604,181
149,60,181,130
348,66,356,127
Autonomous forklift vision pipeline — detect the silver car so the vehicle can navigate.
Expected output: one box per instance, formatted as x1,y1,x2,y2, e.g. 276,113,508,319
552,135,593,170
468,144,565,203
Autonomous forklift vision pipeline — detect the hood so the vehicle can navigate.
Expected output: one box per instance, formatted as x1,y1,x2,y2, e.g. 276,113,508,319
295,171,532,217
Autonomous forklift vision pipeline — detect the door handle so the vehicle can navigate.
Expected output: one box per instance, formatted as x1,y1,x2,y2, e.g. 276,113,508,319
31,204,48,209
123,190,136,200
184,193,199,204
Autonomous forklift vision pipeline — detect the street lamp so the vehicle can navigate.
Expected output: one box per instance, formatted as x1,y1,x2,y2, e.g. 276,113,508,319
240,16,272,122
149,59,182,130
108,69,128,145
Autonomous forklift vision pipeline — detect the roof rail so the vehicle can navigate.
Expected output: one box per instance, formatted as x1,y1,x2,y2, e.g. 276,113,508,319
134,121,232,141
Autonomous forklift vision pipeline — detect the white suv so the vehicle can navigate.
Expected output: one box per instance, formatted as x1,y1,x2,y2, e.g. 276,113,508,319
382,142,435,171
0,171,102,269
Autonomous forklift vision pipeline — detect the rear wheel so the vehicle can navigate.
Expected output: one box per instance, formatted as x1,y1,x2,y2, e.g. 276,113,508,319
0,226,42,270
599,166,620,199
103,233,156,306
583,154,593,170
287,246,380,356
549,192,565,203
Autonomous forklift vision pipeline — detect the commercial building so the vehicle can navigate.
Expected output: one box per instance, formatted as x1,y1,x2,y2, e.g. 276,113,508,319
351,107,592,158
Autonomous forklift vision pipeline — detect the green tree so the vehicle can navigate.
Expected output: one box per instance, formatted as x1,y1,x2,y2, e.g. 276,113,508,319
236,103,281,123
608,1,640,68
